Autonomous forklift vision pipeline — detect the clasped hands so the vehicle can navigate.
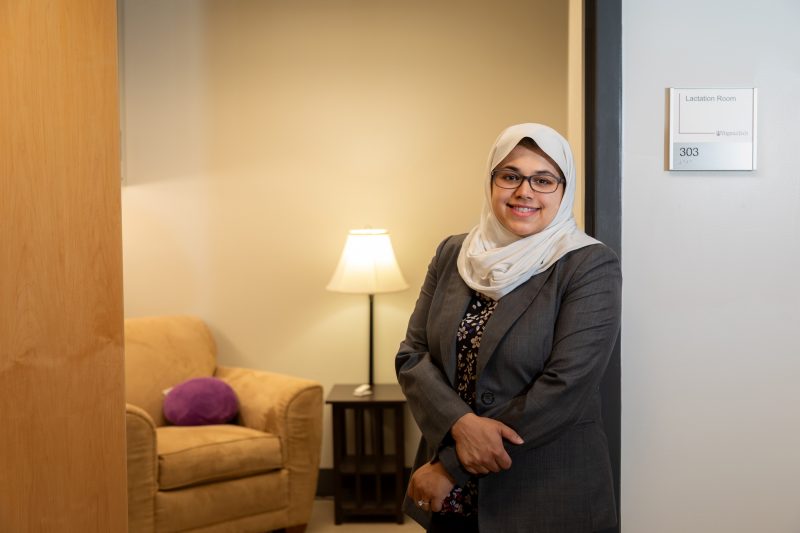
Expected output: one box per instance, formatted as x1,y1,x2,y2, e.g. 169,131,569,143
407,413,523,511
450,412,523,475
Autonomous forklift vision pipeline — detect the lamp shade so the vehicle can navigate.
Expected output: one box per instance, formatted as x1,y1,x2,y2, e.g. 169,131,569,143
327,229,408,294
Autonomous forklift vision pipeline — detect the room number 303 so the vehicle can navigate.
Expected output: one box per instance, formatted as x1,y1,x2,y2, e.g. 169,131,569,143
679,147,699,157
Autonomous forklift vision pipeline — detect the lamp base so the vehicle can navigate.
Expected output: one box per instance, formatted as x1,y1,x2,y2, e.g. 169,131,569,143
352,383,373,397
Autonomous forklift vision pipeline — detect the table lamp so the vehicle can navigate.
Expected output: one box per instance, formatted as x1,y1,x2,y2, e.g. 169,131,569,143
327,229,408,396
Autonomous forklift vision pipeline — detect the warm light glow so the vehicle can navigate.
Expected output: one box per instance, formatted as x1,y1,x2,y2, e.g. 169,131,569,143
326,229,408,294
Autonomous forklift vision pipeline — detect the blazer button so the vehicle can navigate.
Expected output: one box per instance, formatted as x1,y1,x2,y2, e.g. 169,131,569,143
481,391,495,405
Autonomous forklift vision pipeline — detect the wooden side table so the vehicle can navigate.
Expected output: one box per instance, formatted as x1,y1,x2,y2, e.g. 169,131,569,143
326,384,407,524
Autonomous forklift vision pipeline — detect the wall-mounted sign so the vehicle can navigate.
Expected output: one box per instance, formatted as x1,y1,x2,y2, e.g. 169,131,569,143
668,87,757,171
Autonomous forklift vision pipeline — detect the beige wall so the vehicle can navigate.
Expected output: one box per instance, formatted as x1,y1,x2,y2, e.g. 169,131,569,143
567,0,584,229
120,0,570,468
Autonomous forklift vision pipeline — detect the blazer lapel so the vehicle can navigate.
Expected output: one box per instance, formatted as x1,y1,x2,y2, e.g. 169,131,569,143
436,271,472,386
477,270,552,377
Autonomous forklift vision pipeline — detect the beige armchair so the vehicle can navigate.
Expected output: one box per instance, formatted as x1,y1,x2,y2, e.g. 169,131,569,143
125,316,322,533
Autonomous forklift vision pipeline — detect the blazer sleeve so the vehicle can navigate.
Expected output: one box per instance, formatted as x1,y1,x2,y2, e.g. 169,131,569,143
395,237,472,453
491,244,622,455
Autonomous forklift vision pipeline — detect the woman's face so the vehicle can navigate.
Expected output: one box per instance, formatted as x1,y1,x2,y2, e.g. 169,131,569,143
490,143,565,238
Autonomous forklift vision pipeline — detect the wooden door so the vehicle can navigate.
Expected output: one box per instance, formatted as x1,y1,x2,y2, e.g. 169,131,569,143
0,0,127,530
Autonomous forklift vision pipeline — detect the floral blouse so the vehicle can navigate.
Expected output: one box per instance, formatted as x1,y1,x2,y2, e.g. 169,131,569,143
439,290,497,517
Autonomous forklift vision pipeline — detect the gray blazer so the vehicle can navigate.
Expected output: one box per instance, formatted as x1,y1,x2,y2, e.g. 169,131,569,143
396,234,621,532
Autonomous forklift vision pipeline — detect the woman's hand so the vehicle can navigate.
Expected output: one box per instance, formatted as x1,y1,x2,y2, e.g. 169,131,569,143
407,461,455,513
451,412,524,474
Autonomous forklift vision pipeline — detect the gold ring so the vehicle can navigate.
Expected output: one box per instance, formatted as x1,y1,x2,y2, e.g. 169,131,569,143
416,499,429,508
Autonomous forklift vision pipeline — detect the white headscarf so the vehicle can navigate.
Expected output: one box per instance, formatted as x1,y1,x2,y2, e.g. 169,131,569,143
457,123,599,300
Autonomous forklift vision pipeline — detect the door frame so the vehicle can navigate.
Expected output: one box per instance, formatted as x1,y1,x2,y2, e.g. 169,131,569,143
585,1,622,531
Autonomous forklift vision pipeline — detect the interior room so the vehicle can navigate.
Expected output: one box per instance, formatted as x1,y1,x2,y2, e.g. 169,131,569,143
119,1,582,530
2,0,799,532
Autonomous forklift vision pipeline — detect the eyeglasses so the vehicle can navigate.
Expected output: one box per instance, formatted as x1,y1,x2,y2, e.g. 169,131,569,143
491,170,565,194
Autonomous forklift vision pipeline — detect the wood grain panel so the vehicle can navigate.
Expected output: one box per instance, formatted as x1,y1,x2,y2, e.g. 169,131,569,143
0,0,127,531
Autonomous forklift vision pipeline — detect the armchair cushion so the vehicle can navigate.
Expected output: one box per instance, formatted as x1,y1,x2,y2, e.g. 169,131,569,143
157,425,282,490
163,377,239,426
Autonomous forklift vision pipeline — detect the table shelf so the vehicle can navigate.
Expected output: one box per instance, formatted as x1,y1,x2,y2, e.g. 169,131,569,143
339,454,399,474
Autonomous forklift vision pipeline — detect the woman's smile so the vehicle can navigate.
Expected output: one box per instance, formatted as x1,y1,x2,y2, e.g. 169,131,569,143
507,203,541,217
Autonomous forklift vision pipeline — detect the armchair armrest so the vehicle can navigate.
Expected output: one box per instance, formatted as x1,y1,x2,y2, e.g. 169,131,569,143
215,366,323,527
126,403,157,533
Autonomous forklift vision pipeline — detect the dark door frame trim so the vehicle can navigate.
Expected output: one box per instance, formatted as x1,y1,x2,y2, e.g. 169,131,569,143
585,1,622,532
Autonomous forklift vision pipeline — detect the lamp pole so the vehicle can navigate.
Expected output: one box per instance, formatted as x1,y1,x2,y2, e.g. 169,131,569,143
368,293,375,387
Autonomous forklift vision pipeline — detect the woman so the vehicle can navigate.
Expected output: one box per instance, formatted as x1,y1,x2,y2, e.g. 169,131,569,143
396,123,621,532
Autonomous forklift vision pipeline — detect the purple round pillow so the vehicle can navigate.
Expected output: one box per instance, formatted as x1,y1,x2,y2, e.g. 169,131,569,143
163,377,239,426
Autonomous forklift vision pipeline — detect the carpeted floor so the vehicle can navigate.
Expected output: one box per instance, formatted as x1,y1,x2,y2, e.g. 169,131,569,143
306,498,424,532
